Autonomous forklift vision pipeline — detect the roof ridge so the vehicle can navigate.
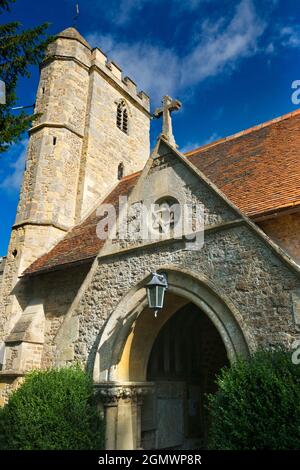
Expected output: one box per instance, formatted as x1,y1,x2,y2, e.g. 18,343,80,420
184,108,300,156
100,108,300,184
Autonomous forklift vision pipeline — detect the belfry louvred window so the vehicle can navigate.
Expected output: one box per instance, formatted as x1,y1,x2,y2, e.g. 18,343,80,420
116,101,129,134
123,108,128,133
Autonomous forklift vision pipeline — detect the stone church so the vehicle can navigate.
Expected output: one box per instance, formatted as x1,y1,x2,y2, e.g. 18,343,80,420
1,27,300,450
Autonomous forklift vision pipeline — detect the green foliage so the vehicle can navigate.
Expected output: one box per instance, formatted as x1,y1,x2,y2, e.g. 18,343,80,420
208,348,300,450
0,0,15,12
0,0,52,153
0,366,104,450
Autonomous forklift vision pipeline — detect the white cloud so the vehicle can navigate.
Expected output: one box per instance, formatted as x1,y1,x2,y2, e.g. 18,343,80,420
87,0,265,104
180,141,202,153
111,0,148,26
95,0,206,26
280,26,300,48
0,140,27,194
180,132,220,153
87,32,180,102
183,0,265,86
213,107,224,121
202,132,221,145
265,42,275,54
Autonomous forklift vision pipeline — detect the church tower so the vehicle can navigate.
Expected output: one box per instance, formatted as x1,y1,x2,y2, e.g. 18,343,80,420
18,26,150,240
0,28,150,344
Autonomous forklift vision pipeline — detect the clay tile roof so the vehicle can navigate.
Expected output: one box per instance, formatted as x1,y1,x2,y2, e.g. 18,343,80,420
57,27,91,49
24,109,300,275
187,109,300,217
24,173,140,276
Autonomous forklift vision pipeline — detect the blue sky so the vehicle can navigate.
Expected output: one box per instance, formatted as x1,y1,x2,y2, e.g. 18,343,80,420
1,0,300,255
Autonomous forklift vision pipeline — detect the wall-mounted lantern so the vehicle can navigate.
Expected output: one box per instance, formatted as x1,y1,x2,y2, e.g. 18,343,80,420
146,272,168,317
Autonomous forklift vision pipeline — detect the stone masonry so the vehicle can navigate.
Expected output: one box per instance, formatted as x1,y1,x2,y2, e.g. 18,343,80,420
0,27,150,360
1,27,300,449
53,142,300,373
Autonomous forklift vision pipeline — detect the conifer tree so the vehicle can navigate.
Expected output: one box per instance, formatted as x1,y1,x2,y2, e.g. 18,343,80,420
0,0,52,153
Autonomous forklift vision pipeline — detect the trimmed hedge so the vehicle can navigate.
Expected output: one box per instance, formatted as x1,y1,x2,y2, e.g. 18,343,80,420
0,366,104,450
207,348,300,450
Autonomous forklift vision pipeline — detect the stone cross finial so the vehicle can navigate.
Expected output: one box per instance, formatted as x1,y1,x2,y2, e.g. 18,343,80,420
154,95,182,148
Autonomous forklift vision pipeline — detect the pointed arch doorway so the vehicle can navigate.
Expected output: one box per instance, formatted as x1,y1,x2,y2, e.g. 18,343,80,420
142,302,229,449
94,268,249,450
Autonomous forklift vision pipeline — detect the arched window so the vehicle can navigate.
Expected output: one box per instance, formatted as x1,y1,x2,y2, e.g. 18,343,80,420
116,100,129,134
118,162,124,180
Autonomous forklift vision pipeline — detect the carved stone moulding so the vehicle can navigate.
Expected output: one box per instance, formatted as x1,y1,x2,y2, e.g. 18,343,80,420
94,381,154,405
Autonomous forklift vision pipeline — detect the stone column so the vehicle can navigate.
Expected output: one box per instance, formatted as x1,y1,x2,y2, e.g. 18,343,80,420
95,382,153,450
